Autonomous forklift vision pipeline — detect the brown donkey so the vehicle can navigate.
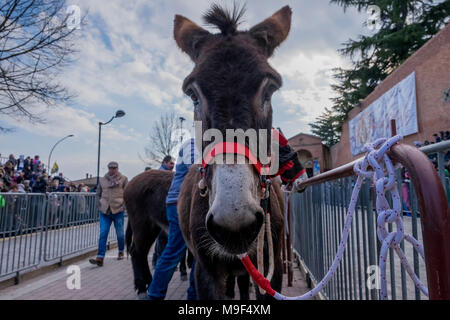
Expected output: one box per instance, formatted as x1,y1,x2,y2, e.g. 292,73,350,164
175,4,292,299
124,169,253,299
125,4,292,300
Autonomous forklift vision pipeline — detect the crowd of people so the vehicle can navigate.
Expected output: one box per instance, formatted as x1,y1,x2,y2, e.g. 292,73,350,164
400,131,450,215
0,153,90,193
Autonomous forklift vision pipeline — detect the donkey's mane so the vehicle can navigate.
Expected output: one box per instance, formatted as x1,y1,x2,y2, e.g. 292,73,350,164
203,3,246,36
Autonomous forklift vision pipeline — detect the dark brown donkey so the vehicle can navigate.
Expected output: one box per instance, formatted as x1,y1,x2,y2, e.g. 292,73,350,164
175,4,291,299
125,4,292,300
125,169,253,299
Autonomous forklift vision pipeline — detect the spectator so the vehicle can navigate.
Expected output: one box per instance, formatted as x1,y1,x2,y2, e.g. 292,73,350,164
50,178,60,192
159,155,175,171
32,155,40,173
8,183,19,193
31,175,47,193
23,157,33,180
16,176,26,193
8,154,17,168
89,161,128,267
152,155,188,281
2,162,14,190
53,172,65,185
23,180,32,193
433,133,441,143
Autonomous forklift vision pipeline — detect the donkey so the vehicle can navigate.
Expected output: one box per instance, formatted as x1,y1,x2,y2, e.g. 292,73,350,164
124,169,173,297
174,4,292,299
124,169,250,299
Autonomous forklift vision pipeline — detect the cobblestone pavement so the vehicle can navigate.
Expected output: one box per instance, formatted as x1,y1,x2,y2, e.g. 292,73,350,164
0,246,309,300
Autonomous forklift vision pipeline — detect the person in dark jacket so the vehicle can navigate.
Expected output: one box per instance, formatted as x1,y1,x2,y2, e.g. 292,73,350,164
31,175,47,193
23,157,33,180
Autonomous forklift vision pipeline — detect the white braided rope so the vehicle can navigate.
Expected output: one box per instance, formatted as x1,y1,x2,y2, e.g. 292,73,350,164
268,135,429,300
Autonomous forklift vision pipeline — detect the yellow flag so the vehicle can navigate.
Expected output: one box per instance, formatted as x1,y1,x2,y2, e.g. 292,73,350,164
51,162,59,174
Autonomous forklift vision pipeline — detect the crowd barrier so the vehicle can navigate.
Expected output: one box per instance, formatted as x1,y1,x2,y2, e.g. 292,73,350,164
288,141,450,300
0,193,119,280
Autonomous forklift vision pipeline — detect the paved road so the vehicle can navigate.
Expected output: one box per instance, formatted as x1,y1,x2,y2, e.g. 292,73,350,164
0,246,309,300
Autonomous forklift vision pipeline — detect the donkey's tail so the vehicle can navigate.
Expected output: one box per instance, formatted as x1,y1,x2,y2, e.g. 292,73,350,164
125,220,133,258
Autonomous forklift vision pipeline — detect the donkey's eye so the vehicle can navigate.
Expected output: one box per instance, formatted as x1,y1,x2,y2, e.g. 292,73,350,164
186,88,199,105
262,84,278,106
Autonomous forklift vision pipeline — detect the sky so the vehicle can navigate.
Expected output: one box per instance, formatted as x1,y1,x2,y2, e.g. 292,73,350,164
0,0,370,181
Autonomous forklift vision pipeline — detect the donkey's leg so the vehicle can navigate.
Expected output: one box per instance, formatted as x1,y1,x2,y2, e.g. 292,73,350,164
225,275,236,299
194,261,226,300
131,222,160,297
237,274,250,300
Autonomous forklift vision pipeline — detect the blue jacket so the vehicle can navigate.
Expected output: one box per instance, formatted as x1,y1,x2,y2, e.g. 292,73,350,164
166,139,200,204
159,163,171,171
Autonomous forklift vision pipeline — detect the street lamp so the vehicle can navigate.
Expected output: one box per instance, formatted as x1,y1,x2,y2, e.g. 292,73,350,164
179,116,186,143
96,110,126,187
47,134,74,177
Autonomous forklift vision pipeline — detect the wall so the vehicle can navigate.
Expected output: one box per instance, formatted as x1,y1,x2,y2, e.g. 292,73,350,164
330,23,450,168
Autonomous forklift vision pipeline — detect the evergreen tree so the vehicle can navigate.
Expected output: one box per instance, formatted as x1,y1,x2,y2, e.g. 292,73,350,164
309,108,341,147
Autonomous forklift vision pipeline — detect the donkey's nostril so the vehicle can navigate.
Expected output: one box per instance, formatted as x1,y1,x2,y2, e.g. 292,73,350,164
206,213,226,244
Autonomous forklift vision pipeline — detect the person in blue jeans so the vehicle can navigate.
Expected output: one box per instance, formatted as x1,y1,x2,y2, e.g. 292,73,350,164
89,161,128,267
152,156,174,267
148,139,198,300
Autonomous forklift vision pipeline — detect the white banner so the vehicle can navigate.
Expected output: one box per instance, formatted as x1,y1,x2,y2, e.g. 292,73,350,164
349,72,418,155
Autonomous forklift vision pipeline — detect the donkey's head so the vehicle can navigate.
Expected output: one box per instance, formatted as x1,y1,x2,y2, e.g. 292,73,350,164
174,4,291,254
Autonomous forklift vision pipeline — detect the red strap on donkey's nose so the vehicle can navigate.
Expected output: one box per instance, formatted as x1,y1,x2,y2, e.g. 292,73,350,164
201,142,272,176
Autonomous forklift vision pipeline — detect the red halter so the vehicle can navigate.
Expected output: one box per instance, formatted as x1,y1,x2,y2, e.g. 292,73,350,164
201,142,273,177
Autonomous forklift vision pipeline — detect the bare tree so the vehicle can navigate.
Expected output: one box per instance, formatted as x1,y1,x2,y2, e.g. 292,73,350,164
0,0,84,132
144,112,181,167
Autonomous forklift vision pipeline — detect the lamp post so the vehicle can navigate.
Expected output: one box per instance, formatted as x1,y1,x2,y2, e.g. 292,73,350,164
96,110,126,187
179,116,186,144
47,134,74,177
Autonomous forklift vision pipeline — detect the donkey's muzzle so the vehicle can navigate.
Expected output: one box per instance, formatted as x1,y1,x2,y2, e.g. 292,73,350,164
206,209,264,254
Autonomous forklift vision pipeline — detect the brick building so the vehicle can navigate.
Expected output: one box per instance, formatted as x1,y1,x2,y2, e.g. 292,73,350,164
329,23,450,168
287,133,331,177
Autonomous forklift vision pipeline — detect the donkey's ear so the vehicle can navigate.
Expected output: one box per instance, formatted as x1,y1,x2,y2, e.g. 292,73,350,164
174,15,210,61
249,6,292,57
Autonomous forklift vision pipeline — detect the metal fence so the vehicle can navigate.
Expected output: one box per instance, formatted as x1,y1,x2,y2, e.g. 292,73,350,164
419,140,450,207
0,193,46,278
0,192,119,279
290,175,427,300
289,141,450,300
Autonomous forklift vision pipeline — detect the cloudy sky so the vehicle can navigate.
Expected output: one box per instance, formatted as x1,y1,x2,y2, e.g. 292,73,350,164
0,0,370,181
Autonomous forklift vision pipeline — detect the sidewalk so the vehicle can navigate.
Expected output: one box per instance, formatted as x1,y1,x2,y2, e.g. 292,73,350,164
0,246,309,300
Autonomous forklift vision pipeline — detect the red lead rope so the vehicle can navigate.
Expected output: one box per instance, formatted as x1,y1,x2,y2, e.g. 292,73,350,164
239,254,276,297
